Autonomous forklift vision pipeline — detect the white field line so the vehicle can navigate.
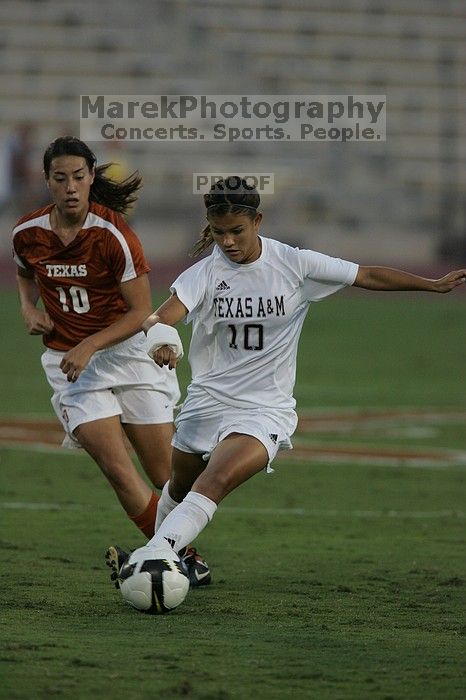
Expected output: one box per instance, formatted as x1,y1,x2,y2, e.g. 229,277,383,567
280,447,466,469
0,501,464,519
0,426,62,437
220,506,466,519
286,456,466,469
298,407,466,419
0,413,56,420
0,441,83,456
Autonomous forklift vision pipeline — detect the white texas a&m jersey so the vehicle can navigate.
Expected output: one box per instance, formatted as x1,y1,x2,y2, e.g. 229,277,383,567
171,236,358,410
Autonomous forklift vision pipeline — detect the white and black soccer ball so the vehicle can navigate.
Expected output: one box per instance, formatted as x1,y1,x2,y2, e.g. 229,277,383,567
119,546,189,615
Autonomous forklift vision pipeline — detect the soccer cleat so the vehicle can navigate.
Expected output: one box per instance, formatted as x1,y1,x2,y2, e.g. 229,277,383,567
179,546,212,587
105,545,130,589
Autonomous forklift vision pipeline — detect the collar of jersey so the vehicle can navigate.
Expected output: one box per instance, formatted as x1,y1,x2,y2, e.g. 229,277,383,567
47,207,92,233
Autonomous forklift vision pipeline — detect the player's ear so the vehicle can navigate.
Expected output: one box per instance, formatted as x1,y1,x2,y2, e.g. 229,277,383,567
43,170,50,189
254,212,263,229
89,167,95,185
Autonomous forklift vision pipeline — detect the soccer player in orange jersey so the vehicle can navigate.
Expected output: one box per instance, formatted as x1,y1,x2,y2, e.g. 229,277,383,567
12,136,210,585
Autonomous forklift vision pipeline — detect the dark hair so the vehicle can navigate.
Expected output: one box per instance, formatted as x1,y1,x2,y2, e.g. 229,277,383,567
43,136,142,215
191,176,260,257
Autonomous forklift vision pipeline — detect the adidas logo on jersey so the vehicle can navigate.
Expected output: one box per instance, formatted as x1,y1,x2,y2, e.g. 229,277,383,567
269,434,278,444
215,280,231,291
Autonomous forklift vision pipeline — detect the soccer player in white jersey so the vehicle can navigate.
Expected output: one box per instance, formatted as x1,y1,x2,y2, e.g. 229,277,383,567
116,177,465,590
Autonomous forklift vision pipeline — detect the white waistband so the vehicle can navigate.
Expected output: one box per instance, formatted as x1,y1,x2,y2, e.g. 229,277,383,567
44,331,145,357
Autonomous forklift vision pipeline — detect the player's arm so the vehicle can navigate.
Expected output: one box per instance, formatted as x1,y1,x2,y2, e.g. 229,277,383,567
141,294,189,369
60,273,152,382
16,266,54,335
143,293,188,330
354,266,466,293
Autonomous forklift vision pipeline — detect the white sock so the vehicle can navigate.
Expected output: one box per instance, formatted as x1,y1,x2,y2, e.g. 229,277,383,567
148,491,217,553
155,481,179,532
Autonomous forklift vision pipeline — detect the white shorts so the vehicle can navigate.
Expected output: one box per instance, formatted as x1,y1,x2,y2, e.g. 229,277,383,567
171,386,298,468
41,333,180,441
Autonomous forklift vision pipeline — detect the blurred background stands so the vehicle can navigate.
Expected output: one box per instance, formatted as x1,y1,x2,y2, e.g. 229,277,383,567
0,0,465,274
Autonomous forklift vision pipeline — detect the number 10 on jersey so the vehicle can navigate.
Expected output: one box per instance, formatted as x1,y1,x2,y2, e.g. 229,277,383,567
56,285,90,314
228,323,264,351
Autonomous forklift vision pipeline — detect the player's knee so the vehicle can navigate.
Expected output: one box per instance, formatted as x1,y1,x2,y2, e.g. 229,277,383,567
193,470,232,503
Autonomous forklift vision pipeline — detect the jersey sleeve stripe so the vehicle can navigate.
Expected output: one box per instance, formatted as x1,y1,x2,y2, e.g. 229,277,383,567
12,213,51,237
13,251,27,268
85,212,137,281
12,215,52,268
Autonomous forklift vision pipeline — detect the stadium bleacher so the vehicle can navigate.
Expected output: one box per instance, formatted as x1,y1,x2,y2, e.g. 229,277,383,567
1,0,465,265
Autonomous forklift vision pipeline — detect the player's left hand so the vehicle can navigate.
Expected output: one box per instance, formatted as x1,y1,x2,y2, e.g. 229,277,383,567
60,339,96,382
150,344,179,370
432,269,466,293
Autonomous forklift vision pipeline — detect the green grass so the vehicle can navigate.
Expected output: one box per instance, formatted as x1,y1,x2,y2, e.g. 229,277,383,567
1,289,465,699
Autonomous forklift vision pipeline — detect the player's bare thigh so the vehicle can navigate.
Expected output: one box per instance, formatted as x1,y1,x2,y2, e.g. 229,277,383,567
193,433,269,504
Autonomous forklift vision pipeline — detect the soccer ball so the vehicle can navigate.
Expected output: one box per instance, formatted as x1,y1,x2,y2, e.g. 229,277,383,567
119,546,189,615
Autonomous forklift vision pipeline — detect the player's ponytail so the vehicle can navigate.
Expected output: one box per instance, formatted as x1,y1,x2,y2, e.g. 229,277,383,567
43,136,142,215
190,176,260,258
190,224,213,258
90,164,142,214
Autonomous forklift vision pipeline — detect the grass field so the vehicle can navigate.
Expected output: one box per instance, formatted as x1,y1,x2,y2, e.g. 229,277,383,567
1,289,465,699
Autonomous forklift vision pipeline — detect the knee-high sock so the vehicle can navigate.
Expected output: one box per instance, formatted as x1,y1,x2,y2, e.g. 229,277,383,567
148,491,217,553
155,481,179,532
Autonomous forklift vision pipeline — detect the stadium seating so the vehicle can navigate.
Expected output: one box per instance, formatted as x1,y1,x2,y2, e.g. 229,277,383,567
1,0,464,264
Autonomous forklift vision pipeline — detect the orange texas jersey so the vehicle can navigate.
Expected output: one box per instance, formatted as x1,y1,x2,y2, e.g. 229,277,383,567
12,201,150,350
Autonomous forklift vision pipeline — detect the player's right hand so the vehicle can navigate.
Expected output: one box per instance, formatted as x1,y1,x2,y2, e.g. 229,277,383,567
150,344,179,370
23,308,54,335
432,269,466,293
